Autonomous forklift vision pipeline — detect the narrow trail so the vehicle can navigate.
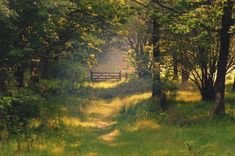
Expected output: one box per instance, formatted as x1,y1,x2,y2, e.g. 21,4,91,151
81,83,129,142
86,44,132,141
84,98,121,142
78,80,151,145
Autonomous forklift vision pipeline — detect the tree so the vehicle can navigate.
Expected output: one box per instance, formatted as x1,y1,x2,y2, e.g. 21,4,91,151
0,0,128,89
214,0,234,115
123,13,153,78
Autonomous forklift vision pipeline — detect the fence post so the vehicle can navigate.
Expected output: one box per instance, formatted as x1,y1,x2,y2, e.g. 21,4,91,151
90,70,93,82
119,71,122,81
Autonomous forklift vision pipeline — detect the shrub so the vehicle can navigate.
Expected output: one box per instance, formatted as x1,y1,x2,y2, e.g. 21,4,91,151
0,88,44,142
35,79,74,98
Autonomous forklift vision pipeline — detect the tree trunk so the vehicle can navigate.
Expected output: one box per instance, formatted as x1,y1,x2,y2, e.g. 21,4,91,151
152,20,161,97
181,66,189,84
173,53,178,80
232,74,235,91
200,85,215,101
41,51,50,79
15,65,25,88
214,1,233,115
0,73,6,92
151,20,166,109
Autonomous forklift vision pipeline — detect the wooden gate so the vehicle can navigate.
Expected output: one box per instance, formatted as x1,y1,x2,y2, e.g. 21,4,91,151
90,71,122,81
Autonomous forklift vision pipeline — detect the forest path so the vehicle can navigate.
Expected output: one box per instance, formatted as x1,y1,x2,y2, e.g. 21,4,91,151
81,81,143,142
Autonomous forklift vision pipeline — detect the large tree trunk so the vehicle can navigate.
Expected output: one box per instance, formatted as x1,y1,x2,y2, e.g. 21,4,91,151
232,74,235,91
151,20,166,109
200,83,215,101
214,1,233,115
152,20,161,97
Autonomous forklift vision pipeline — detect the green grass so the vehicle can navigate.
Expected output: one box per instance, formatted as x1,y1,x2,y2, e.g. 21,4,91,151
1,79,235,156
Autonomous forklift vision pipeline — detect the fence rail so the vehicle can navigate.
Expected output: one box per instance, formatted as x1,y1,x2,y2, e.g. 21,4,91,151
90,71,122,82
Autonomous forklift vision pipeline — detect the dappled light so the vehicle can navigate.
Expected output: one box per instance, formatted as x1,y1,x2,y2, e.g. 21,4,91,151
62,116,97,128
84,92,151,118
0,0,235,155
51,145,65,154
125,120,161,132
84,80,125,89
177,91,201,102
100,129,120,142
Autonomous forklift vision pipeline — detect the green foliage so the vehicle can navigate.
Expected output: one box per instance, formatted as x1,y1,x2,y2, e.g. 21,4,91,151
52,61,87,83
160,77,178,102
0,89,44,140
35,79,72,98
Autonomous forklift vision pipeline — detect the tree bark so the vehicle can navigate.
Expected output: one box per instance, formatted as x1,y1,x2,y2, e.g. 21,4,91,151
152,20,161,97
232,74,235,91
214,1,233,115
181,66,189,84
0,71,6,92
41,51,50,79
151,20,166,109
200,85,215,101
15,65,25,88
173,53,179,80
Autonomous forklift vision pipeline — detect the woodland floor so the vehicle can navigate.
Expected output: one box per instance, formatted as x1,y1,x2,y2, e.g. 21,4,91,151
1,79,235,156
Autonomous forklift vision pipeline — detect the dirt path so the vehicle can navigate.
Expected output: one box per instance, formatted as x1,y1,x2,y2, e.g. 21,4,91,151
82,87,125,142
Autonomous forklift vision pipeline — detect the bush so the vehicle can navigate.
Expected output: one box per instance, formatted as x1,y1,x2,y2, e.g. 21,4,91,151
0,88,44,141
51,61,88,83
160,77,178,103
35,79,75,98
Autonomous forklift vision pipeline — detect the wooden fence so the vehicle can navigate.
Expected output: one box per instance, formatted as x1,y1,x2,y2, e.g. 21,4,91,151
90,71,122,82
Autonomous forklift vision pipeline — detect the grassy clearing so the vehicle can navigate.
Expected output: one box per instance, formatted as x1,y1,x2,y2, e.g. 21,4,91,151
1,79,235,156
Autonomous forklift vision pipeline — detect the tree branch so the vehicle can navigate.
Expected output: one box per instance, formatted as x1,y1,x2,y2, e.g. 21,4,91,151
152,0,180,13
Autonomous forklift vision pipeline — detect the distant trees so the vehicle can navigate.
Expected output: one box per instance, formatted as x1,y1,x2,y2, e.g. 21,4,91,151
123,14,153,78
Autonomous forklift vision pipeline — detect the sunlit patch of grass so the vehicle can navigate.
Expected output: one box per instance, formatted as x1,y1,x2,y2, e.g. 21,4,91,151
121,92,151,107
100,129,120,142
177,91,201,102
135,120,160,130
35,144,47,150
84,92,151,119
85,152,100,156
62,116,97,128
84,80,125,89
125,120,161,132
51,145,64,154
